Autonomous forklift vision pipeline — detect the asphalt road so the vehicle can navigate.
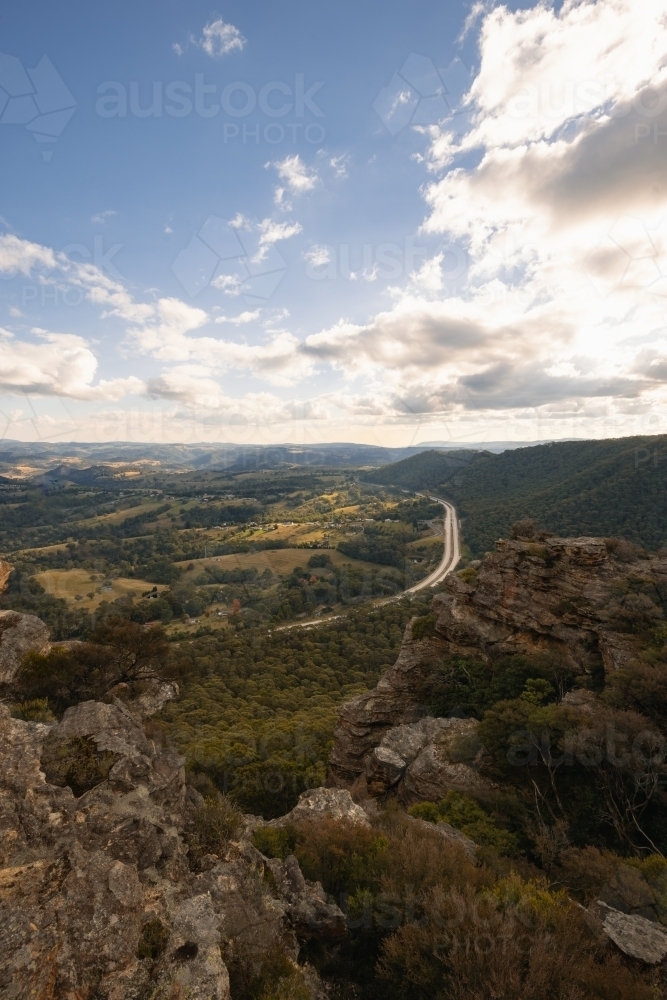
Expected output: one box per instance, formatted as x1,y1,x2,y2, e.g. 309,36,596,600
405,495,461,593
274,494,460,632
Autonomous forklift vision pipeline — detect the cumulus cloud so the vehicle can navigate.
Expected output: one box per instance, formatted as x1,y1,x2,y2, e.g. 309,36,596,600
8,0,667,450
214,310,261,325
268,155,318,194
0,328,144,400
0,234,56,277
174,18,246,58
145,366,328,421
258,218,302,247
382,0,667,424
303,245,333,268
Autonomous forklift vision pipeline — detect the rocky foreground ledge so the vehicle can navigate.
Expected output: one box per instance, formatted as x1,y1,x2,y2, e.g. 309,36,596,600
0,697,344,999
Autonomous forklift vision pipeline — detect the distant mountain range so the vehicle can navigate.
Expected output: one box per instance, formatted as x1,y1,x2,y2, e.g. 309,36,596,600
0,437,567,475
0,440,455,473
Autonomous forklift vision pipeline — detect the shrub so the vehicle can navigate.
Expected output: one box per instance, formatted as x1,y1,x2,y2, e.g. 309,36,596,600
293,819,389,899
377,879,654,1000
10,698,55,723
252,825,297,860
307,553,332,568
510,519,537,539
227,943,310,1000
408,793,519,856
411,614,437,641
185,795,242,868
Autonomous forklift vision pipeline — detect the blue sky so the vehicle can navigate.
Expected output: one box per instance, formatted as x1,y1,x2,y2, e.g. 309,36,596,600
1,0,667,446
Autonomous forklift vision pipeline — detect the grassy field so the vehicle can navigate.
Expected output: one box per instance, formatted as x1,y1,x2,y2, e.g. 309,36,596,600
76,498,170,528
176,547,381,580
34,568,167,608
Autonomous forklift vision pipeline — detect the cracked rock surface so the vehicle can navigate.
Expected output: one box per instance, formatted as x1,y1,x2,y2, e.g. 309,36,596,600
0,698,342,999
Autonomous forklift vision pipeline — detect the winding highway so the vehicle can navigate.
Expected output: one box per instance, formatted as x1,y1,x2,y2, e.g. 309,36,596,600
274,493,461,631
405,495,461,593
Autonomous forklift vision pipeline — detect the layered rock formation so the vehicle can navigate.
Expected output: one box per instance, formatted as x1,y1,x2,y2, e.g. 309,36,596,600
330,534,667,795
0,697,342,999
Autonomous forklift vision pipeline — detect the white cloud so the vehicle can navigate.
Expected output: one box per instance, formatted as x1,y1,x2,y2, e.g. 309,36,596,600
0,234,56,277
145,367,328,421
210,273,243,295
369,0,667,423
200,18,246,56
268,155,318,194
214,310,261,325
0,327,144,401
303,245,333,268
329,154,350,179
175,18,246,58
11,1,667,460
258,218,302,246
196,18,246,58
91,210,117,224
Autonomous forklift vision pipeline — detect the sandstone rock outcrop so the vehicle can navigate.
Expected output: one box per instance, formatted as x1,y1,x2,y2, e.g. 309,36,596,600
0,699,342,998
330,535,667,793
268,787,372,828
589,900,667,964
0,609,50,686
365,716,489,803
0,560,12,594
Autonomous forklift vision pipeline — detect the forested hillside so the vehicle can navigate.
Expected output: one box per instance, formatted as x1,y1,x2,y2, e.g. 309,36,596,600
363,448,477,490
368,436,667,555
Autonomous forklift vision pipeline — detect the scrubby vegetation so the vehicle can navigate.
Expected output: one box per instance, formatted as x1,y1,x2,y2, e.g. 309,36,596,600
253,810,657,999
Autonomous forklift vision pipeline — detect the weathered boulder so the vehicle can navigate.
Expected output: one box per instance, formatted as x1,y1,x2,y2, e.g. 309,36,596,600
0,560,12,594
108,675,180,720
269,787,371,828
589,900,667,964
266,852,346,939
0,702,338,999
365,716,487,801
0,609,50,686
329,618,438,787
399,718,489,804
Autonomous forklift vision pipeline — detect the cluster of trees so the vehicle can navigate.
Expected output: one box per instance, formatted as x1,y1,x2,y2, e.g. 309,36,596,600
11,616,168,716
158,598,430,817
338,499,444,571
364,448,475,491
